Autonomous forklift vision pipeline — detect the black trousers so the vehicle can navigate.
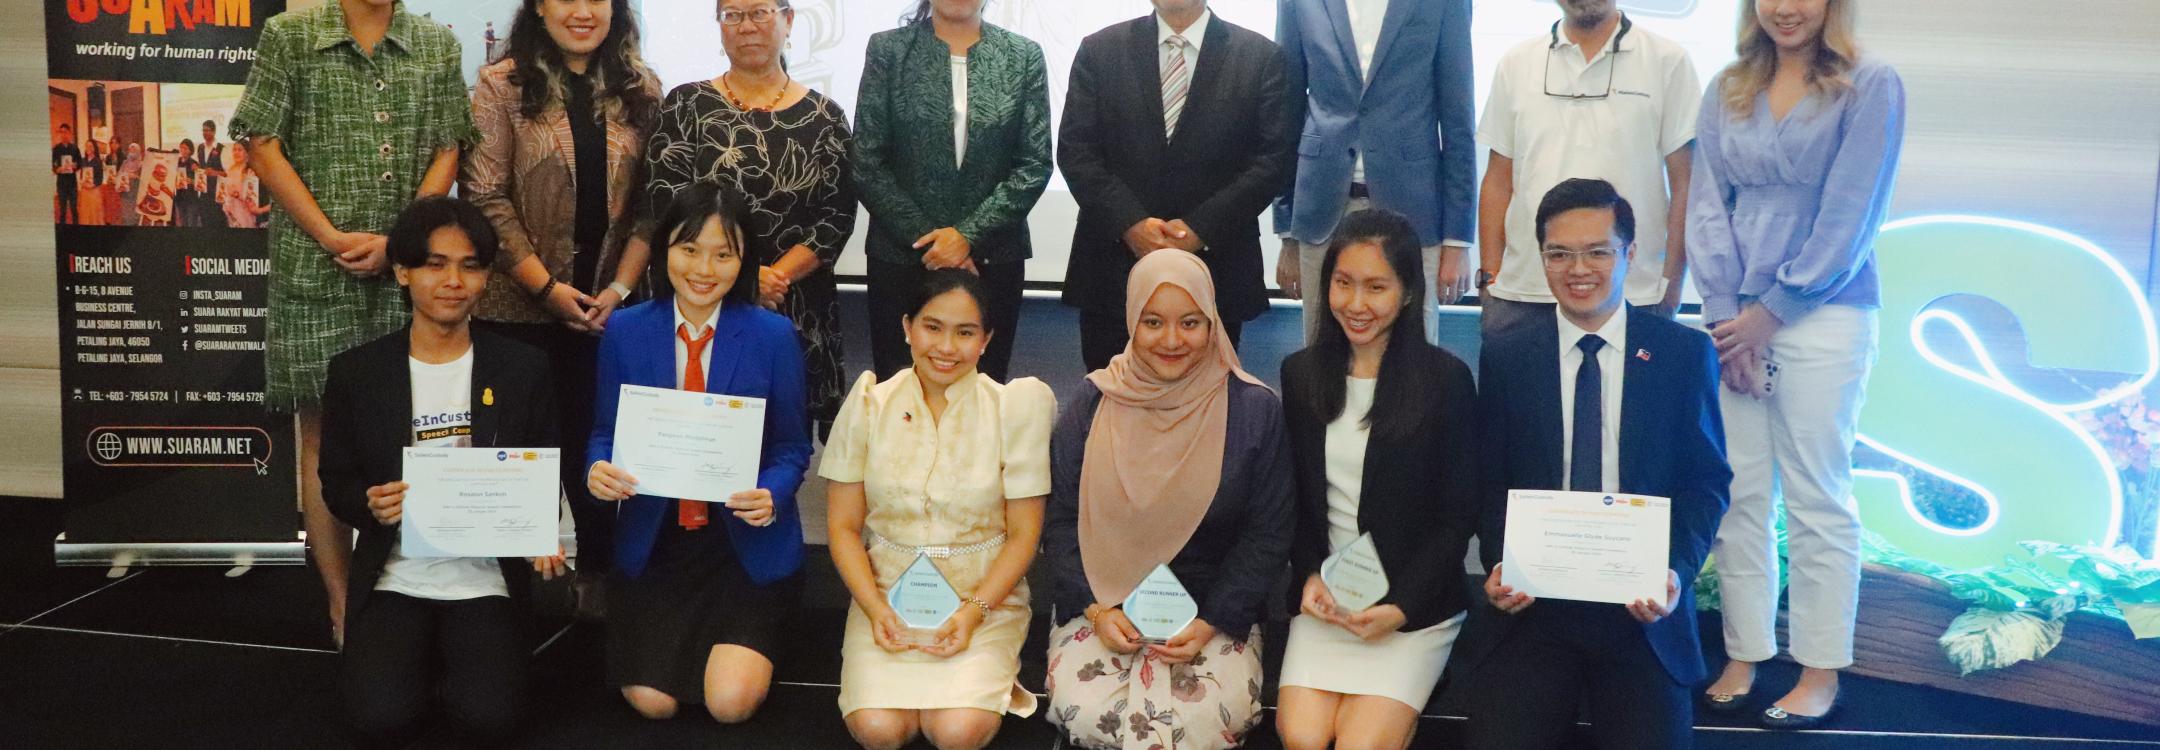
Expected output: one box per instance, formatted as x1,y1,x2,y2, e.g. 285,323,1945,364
865,256,1026,382
483,321,610,571
340,592,528,748
55,179,78,224
1463,601,1693,750
1078,308,1245,373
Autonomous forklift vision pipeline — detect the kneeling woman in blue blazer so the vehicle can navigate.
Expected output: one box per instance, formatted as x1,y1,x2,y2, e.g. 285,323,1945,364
585,182,813,723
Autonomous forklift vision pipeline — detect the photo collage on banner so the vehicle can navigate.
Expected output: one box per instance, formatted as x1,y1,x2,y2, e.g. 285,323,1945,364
47,1,294,547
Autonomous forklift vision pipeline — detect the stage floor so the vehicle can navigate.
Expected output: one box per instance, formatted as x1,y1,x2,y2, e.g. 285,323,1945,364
4,498,2158,749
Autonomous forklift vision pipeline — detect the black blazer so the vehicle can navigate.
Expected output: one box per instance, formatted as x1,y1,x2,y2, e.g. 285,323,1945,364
319,327,558,617
1057,13,1294,324
1469,307,1731,684
1280,343,1480,631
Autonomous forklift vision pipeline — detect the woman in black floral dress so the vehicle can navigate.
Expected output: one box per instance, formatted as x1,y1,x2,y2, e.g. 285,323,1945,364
646,0,856,433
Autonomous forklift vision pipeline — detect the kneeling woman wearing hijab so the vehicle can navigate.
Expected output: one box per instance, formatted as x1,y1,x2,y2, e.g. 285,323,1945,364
1040,250,1295,750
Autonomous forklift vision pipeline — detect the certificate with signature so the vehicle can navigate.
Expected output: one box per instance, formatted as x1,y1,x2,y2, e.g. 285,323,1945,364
611,384,765,502
1499,490,1670,605
400,447,559,558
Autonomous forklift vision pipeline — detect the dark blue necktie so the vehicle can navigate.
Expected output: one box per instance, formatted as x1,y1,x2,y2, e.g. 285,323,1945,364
1571,334,1606,493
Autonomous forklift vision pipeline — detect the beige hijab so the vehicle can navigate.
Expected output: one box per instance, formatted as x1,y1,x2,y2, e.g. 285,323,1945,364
1079,251,1266,606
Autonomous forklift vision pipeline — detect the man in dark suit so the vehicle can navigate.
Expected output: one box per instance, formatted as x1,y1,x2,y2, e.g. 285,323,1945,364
1464,178,1730,750
1059,0,1294,371
319,197,563,747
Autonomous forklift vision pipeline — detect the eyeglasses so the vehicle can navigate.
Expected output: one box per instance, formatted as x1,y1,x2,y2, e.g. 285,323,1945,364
1542,18,1632,100
1541,248,1621,270
718,6,785,26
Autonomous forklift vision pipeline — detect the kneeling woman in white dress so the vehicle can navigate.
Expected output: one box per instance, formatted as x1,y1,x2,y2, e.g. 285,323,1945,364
823,268,1055,750
1275,210,1482,750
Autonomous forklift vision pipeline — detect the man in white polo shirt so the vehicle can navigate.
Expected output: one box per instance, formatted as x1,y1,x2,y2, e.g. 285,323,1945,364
1475,0,1701,335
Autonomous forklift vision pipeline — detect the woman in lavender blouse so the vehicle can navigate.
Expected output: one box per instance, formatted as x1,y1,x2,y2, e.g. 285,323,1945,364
1685,0,1903,731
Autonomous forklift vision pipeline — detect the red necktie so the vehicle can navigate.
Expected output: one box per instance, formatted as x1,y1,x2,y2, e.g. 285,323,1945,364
676,323,716,530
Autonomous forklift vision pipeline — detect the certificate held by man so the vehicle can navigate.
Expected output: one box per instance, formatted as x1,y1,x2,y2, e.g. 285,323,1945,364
400,447,560,558
1500,490,1669,605
610,384,766,502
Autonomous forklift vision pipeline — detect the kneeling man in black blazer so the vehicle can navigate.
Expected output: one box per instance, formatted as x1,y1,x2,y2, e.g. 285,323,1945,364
319,197,565,747
1462,178,1731,750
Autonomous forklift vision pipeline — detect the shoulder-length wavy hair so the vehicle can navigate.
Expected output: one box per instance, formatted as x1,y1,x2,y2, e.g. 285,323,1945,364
1717,0,1861,116
1298,209,1437,444
502,0,661,130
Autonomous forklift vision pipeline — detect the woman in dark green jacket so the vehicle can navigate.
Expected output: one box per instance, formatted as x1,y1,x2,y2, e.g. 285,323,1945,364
852,0,1052,382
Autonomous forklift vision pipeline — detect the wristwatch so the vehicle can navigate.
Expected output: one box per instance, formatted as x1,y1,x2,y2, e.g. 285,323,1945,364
1475,269,1498,291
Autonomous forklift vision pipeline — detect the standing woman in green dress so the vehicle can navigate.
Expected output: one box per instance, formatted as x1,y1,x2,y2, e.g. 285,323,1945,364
853,0,1052,381
232,0,477,645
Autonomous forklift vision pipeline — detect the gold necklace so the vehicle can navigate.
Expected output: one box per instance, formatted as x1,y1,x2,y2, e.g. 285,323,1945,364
720,70,791,112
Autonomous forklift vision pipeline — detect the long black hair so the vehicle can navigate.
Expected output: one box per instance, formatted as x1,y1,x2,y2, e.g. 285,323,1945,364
503,0,660,130
646,183,759,308
1300,209,1438,443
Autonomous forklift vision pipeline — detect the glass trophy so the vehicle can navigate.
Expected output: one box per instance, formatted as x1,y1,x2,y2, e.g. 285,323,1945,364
886,553,961,646
1121,564,1198,643
1320,532,1390,614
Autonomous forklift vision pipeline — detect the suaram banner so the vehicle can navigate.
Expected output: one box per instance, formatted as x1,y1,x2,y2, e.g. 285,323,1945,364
50,0,295,547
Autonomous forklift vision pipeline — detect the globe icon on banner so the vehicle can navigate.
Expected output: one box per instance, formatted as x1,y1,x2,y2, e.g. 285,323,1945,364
95,432,123,462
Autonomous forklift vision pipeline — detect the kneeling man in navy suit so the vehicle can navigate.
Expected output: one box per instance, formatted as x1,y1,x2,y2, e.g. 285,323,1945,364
1462,178,1731,750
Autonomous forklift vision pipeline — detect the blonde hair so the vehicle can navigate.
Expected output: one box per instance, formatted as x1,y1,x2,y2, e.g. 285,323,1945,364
1717,0,1862,116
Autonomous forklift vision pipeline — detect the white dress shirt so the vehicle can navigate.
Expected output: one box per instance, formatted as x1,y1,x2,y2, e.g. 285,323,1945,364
1478,19,1702,306
1159,7,1212,93
1158,7,1212,56
673,302,720,390
1343,0,1387,184
1558,308,1626,493
951,55,969,168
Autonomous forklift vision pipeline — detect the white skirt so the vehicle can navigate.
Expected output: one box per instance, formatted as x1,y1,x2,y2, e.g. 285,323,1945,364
1277,611,1466,709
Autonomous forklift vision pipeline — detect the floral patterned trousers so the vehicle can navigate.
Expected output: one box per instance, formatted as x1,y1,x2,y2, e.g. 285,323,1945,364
1043,617,1264,750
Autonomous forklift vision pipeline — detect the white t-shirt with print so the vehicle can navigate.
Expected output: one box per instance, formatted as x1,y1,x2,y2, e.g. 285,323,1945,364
375,347,511,601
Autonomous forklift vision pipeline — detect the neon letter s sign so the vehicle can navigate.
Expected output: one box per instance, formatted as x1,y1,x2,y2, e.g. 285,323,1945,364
1855,216,2158,570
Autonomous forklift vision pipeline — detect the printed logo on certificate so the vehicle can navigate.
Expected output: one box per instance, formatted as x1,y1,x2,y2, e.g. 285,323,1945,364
887,553,962,646
1500,490,1670,605
1320,532,1389,613
398,447,560,558
1121,564,1198,643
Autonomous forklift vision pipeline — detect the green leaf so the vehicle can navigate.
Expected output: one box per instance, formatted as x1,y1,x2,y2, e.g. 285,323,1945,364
2124,603,2160,640
1939,608,2065,676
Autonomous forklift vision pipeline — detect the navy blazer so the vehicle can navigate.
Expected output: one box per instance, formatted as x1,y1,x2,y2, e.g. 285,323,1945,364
1472,306,1731,684
1273,0,1478,246
588,299,813,585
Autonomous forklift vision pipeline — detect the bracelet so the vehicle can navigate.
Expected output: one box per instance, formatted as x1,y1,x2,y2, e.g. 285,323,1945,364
607,281,633,299
964,596,991,613
532,278,558,301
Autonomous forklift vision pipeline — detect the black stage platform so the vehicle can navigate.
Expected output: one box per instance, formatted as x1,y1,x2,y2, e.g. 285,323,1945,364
7,292,2158,748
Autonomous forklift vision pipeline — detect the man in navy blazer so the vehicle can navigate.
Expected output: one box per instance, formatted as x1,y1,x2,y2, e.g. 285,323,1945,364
1464,178,1730,750
1274,0,1479,342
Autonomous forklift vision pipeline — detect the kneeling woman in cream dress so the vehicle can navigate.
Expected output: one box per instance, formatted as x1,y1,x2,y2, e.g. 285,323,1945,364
823,268,1055,750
